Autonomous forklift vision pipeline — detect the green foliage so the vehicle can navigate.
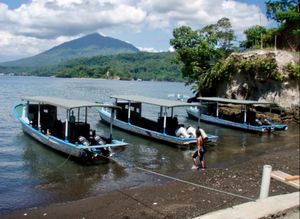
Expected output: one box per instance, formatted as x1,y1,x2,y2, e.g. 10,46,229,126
170,18,235,89
242,1,299,51
265,0,299,23
199,55,281,92
287,62,300,79
265,0,300,51
240,25,267,49
201,17,235,56
53,52,182,81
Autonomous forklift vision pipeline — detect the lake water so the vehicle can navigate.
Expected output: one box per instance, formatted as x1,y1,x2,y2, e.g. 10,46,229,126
0,76,298,213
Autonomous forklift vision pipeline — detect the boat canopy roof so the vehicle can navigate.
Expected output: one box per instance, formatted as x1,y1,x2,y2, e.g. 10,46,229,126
22,96,119,110
198,97,272,105
111,95,198,108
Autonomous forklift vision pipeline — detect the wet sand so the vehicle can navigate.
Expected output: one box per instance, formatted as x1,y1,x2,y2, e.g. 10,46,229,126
1,139,299,219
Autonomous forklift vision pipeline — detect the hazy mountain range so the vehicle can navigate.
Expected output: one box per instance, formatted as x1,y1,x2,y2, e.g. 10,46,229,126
1,33,140,67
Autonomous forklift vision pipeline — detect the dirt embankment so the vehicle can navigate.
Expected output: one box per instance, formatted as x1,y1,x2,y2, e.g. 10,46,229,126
218,50,299,123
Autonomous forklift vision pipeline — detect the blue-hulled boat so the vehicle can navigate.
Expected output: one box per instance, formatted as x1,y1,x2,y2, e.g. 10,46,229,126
98,95,218,146
187,97,288,133
14,96,127,164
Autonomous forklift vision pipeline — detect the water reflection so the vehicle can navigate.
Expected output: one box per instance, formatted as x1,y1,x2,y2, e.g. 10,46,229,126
20,133,127,202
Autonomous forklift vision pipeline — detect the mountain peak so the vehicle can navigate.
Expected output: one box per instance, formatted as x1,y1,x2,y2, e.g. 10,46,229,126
48,32,138,52
2,33,139,67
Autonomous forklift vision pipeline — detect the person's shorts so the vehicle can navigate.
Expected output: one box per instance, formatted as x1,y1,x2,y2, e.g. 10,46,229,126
192,150,198,159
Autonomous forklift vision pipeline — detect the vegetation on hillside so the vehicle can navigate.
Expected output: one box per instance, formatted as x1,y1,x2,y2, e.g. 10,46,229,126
0,52,182,81
54,52,182,81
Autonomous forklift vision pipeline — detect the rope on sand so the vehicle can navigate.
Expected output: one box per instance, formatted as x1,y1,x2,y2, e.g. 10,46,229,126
136,167,255,201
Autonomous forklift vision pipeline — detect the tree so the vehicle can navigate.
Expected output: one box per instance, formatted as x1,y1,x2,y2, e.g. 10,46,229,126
170,26,214,85
265,0,300,51
170,18,235,92
266,0,299,22
240,25,267,49
201,17,235,57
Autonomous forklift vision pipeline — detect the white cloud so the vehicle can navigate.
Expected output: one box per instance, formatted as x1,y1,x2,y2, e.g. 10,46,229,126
140,0,268,32
0,31,77,62
138,47,164,53
168,46,175,52
0,0,146,39
0,0,270,61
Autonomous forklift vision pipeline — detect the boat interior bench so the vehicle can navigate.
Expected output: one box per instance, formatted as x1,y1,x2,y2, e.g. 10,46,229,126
28,104,100,143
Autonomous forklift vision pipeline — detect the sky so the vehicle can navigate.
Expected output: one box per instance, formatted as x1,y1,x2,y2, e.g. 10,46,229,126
0,0,272,62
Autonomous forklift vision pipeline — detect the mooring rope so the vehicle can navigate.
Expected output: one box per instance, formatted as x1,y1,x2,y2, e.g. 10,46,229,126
54,151,255,202
56,153,72,168
135,166,255,201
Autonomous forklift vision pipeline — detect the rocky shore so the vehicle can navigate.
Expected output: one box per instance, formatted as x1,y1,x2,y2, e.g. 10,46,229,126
1,133,299,219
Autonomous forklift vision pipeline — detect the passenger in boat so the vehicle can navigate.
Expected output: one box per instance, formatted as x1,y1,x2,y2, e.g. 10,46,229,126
192,129,207,170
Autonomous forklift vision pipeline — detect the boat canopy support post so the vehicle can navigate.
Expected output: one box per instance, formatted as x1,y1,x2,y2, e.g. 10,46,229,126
109,108,114,139
127,101,131,124
77,108,80,122
85,107,87,124
38,102,41,131
160,106,163,117
65,109,69,142
216,102,219,118
198,102,201,128
25,101,29,119
163,107,167,134
243,105,247,123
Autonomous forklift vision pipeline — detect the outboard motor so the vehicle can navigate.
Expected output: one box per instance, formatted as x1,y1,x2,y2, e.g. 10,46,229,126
78,136,90,146
95,135,111,157
186,126,196,138
263,118,272,125
175,127,190,138
95,135,106,145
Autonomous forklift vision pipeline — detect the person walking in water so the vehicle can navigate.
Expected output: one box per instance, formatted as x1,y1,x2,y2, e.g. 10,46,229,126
192,129,207,170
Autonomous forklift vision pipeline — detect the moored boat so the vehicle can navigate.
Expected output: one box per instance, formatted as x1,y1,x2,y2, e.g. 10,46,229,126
14,96,127,164
187,97,288,133
99,95,218,146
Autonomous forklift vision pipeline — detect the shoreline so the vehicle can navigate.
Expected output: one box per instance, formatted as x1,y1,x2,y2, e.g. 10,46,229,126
1,139,299,219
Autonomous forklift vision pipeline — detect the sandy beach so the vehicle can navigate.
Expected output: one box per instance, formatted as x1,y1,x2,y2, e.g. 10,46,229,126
1,134,299,219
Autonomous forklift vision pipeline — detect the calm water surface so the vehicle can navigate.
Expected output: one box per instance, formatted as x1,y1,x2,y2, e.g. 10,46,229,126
0,76,298,212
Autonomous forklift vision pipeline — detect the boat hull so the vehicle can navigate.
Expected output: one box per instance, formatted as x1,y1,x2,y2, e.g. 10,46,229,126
99,109,218,146
186,107,278,133
14,104,127,164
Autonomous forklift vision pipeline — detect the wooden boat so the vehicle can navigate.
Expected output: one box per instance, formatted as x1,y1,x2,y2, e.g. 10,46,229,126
98,95,218,146
14,96,127,164
186,97,288,133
